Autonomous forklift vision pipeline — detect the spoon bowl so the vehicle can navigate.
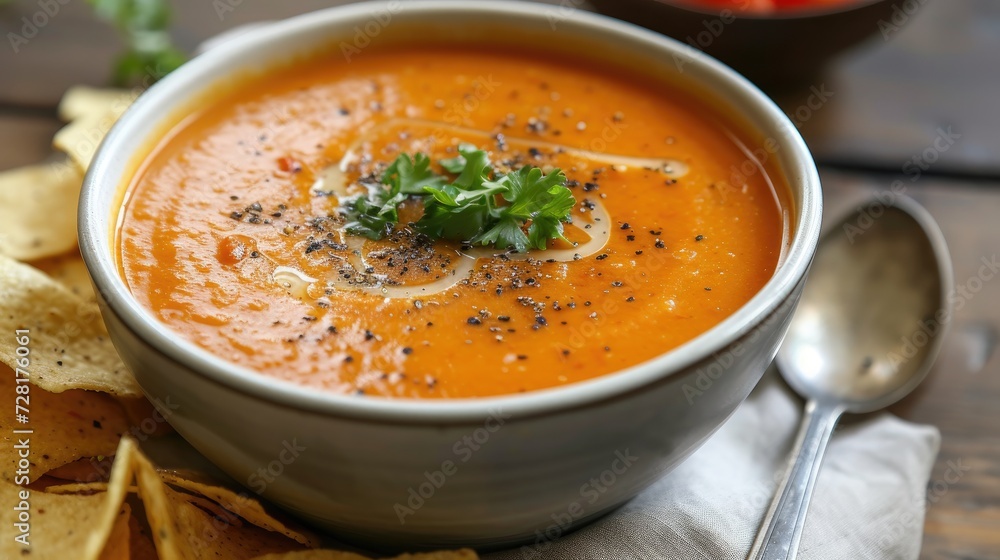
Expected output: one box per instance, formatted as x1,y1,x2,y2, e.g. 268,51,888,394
779,195,952,413
750,194,952,560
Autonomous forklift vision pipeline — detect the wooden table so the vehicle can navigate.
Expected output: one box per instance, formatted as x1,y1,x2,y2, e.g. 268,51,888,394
1,0,997,558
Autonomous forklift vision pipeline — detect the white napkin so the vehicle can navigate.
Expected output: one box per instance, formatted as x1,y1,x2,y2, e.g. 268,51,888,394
486,368,941,560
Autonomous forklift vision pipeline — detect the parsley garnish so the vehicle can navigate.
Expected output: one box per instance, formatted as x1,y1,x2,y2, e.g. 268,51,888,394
342,153,446,239
341,145,575,252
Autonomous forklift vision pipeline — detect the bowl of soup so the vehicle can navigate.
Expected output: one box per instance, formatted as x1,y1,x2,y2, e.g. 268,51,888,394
79,0,822,550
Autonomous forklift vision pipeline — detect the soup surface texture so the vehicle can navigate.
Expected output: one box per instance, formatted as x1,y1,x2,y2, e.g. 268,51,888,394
118,45,787,398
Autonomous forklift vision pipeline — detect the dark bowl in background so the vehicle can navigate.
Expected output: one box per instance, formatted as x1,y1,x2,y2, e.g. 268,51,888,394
589,0,898,90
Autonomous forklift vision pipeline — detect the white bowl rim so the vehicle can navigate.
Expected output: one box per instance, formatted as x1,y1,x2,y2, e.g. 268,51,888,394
79,0,822,423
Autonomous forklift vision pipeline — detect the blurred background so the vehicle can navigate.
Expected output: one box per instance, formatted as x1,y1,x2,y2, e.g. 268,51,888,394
2,0,999,176
1,0,997,558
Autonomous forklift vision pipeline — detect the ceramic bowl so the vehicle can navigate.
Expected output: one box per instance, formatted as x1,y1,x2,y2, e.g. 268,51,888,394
79,0,822,551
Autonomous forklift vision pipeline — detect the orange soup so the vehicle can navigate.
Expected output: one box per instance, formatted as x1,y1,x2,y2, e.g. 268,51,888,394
117,45,787,398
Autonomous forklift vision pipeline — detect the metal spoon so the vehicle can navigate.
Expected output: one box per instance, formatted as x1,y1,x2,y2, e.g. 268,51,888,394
748,194,952,560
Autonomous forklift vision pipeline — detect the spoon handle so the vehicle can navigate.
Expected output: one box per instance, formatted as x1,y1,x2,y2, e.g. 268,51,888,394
747,399,844,560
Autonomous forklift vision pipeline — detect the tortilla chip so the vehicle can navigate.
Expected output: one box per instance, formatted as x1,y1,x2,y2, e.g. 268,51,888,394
43,481,112,494
83,437,140,560
58,86,134,122
258,547,482,560
0,163,83,261
133,447,305,560
54,86,133,174
0,364,130,482
54,107,129,173
33,250,97,303
0,254,141,396
160,471,319,547
100,503,132,560
42,469,135,560
0,477,108,559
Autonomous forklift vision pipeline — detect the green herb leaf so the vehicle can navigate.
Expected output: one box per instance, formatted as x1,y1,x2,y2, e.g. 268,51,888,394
417,201,490,241
342,192,397,240
502,166,572,216
486,166,574,250
382,152,446,195
472,215,531,253
341,147,575,251
344,153,446,239
451,146,492,190
111,46,186,87
438,142,478,174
